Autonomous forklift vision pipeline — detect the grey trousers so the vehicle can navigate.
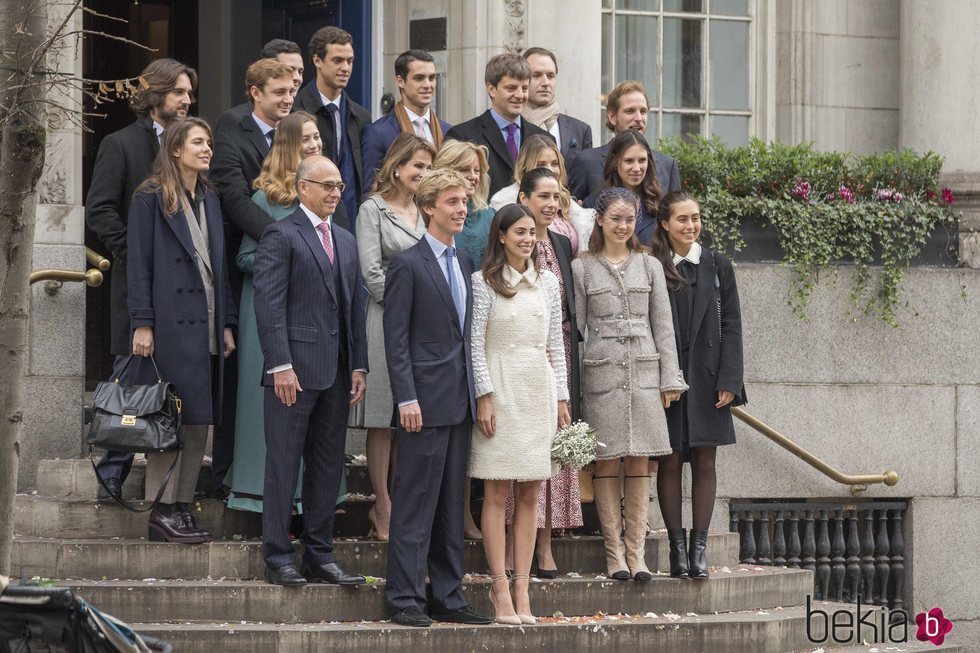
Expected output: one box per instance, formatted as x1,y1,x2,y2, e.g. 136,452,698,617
145,424,210,505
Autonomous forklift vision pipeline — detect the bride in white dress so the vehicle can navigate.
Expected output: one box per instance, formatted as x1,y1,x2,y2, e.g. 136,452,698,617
469,203,571,625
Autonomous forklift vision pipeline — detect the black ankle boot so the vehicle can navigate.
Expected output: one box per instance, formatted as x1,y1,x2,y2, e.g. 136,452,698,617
667,529,689,578
688,529,709,579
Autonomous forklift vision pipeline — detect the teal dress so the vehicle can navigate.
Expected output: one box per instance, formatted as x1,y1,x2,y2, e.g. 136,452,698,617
455,202,495,268
225,192,347,513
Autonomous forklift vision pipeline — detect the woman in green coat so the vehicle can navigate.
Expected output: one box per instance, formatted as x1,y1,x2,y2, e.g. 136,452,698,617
225,111,348,512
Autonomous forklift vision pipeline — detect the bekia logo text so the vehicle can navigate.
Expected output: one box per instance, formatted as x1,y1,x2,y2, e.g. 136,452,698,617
807,596,954,646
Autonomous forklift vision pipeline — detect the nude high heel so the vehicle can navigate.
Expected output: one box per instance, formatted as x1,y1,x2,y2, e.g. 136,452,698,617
512,573,537,624
489,574,522,625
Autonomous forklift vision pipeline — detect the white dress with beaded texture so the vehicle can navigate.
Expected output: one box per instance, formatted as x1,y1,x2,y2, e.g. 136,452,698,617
469,267,569,481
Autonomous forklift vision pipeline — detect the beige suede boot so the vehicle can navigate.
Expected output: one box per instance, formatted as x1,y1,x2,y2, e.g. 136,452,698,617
593,475,630,580
623,475,653,581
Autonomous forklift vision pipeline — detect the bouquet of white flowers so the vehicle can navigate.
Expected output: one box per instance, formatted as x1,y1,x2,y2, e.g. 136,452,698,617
551,420,604,469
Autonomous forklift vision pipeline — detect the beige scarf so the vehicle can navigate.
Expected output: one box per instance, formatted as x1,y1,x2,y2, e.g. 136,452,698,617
179,192,217,355
523,100,562,131
394,103,445,148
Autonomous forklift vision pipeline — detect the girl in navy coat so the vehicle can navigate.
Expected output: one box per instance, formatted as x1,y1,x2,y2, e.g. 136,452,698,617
650,191,745,579
128,117,238,544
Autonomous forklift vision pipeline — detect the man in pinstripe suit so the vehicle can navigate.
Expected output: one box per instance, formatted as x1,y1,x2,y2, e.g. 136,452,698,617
253,156,368,587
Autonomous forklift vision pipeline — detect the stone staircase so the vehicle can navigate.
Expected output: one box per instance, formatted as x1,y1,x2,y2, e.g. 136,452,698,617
8,459,964,653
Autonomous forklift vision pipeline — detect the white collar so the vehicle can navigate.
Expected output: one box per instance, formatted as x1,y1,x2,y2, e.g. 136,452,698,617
299,202,332,228
672,241,702,266
319,91,342,110
152,121,165,140
251,112,276,136
403,104,429,124
503,264,539,288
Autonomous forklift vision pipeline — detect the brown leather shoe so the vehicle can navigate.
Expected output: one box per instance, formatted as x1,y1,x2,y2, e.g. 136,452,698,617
148,508,210,544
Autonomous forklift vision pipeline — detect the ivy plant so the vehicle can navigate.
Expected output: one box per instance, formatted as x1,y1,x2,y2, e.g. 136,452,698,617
658,137,957,325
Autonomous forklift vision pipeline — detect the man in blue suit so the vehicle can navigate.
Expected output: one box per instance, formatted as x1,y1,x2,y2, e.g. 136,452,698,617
382,169,493,628
253,156,368,587
360,49,452,195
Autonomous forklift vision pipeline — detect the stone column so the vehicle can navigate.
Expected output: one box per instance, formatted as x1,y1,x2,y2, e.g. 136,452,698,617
900,0,980,267
22,3,88,490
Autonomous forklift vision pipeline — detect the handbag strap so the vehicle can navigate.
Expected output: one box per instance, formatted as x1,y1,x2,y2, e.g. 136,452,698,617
89,448,180,514
115,354,163,383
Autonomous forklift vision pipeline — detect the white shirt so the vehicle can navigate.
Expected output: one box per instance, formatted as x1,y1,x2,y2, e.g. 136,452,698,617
251,112,276,147
547,120,561,153
403,104,434,144
672,241,702,266
152,121,165,143
318,91,343,150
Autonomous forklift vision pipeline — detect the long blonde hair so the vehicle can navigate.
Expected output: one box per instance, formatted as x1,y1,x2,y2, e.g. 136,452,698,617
371,132,436,199
253,111,317,207
136,117,212,215
433,139,491,210
514,133,572,213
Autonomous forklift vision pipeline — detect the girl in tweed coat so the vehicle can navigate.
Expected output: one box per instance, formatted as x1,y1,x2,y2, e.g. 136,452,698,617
572,187,687,581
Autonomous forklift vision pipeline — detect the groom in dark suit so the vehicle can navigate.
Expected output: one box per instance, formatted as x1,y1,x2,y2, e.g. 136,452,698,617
253,156,367,587
382,169,492,628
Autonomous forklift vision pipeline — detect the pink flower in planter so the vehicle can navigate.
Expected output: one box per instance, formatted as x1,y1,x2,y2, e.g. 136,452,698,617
925,190,937,200
791,179,811,203
837,185,856,204
941,187,955,205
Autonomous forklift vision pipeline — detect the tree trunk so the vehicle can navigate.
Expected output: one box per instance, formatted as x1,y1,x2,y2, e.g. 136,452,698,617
0,1,49,575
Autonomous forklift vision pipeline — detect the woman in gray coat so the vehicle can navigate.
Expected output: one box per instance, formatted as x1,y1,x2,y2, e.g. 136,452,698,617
572,187,687,581
355,133,435,541
651,191,745,580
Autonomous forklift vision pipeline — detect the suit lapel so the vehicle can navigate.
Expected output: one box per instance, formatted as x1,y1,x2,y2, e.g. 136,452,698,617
372,197,424,241
635,208,657,243
293,211,338,301
548,231,575,319
481,111,513,166
688,250,715,346
240,114,270,158
138,118,160,156
420,238,462,335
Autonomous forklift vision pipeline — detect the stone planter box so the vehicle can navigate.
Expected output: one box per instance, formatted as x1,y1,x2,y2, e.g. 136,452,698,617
710,214,959,267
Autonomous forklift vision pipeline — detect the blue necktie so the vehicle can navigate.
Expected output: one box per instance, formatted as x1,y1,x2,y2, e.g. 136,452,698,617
326,103,341,161
445,247,465,328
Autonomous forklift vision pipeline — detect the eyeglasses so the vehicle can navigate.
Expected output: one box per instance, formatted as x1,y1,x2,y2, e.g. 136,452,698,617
302,179,346,193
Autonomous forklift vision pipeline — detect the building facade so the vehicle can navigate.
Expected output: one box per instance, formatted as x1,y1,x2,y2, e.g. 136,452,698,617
23,0,980,643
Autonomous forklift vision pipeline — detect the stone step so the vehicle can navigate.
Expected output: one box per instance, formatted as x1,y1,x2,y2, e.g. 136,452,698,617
10,532,740,580
121,602,944,653
35,457,374,500
56,566,813,625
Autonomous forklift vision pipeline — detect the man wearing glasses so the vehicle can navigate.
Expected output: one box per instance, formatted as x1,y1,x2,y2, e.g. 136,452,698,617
252,156,368,587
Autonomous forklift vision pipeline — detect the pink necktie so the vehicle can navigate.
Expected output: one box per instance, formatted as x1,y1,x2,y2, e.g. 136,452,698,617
315,222,335,266
414,117,427,139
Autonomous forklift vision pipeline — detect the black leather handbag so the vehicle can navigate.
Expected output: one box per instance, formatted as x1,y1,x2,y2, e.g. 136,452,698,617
86,355,183,512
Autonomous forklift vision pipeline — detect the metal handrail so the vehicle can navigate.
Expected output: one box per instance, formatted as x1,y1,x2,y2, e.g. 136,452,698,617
30,268,104,296
731,406,899,494
84,247,111,271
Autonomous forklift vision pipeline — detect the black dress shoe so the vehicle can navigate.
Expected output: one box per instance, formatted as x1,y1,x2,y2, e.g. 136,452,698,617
431,604,493,625
177,506,212,542
96,477,122,501
389,606,433,627
301,561,365,585
147,508,210,544
265,564,308,586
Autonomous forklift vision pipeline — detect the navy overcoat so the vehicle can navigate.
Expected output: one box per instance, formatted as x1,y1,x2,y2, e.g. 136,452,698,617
127,188,238,425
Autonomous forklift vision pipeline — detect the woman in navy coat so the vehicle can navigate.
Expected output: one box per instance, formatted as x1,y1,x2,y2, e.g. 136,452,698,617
128,117,237,544
650,191,745,580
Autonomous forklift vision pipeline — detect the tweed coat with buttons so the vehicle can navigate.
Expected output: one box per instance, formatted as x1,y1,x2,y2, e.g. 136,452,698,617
127,188,238,425
572,252,687,459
